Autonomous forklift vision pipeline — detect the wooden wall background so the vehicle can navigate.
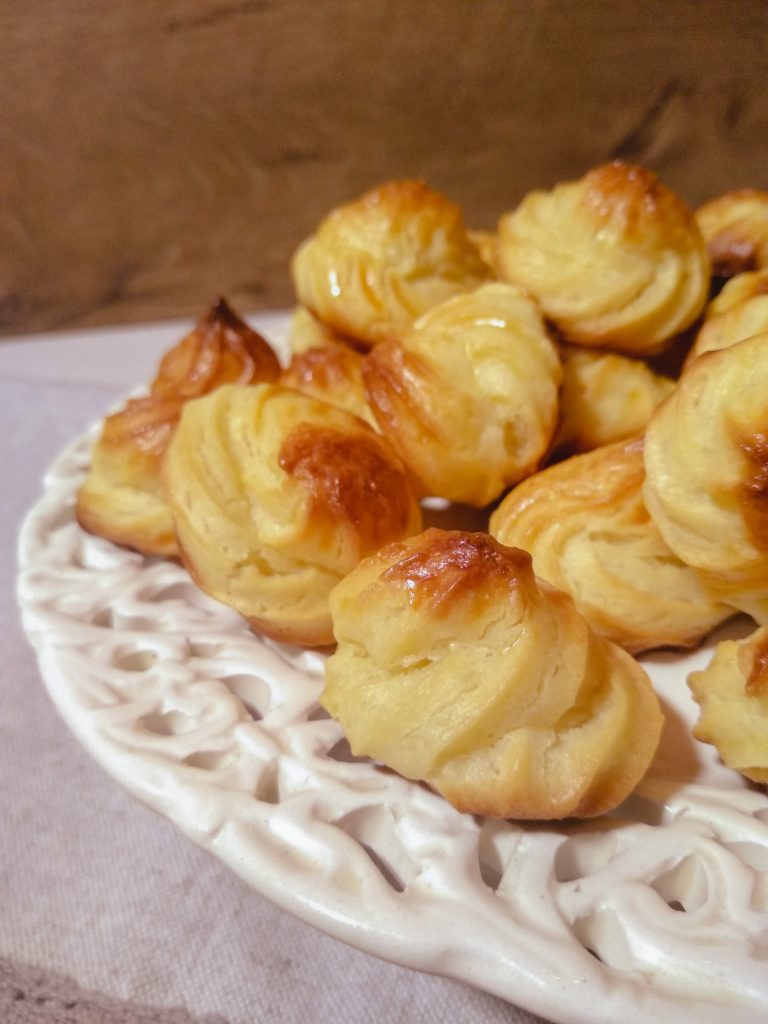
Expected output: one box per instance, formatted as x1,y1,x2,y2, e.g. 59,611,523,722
2,0,768,336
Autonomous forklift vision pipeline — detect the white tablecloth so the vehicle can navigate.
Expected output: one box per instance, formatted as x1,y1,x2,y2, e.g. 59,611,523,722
0,316,552,1024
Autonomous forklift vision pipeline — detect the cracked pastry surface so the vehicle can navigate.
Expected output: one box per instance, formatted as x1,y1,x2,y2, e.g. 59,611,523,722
688,624,768,783
163,383,421,646
490,438,731,653
322,529,663,820
497,162,710,354
363,282,561,506
76,299,280,557
643,330,768,615
291,180,490,349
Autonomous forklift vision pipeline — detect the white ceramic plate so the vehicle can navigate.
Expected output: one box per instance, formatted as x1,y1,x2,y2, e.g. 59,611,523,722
17,347,768,1024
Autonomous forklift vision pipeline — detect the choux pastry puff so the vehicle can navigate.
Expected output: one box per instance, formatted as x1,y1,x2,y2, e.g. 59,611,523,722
163,383,421,646
322,529,663,820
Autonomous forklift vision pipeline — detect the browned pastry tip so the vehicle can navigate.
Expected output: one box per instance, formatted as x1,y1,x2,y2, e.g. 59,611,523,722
498,161,710,354
77,298,282,558
152,297,280,399
278,424,416,552
379,528,533,616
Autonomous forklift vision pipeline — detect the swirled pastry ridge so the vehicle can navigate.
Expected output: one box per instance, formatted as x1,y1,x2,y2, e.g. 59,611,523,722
322,529,663,820
643,331,768,605
76,396,183,557
554,344,675,456
497,162,710,354
688,624,768,783
490,438,731,652
363,282,561,506
76,299,280,556
281,313,376,428
686,268,768,365
291,180,490,348
163,383,421,646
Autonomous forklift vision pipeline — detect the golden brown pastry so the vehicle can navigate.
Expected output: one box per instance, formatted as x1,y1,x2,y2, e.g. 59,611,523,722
322,529,663,820
280,329,376,429
76,396,184,557
553,343,675,456
468,229,501,276
150,298,281,400
686,268,768,365
76,299,280,557
490,438,732,653
363,282,561,506
291,180,490,349
497,162,710,355
695,188,768,278
688,624,768,783
287,306,358,355
163,383,422,646
643,331,768,610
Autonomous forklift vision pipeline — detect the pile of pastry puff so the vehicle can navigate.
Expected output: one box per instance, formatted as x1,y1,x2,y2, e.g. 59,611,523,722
77,164,768,821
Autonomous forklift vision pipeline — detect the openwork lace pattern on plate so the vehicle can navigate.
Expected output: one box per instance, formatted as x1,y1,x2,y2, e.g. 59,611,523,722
18,431,768,1024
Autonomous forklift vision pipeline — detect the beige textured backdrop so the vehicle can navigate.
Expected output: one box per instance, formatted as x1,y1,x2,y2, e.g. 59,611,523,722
2,0,768,335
